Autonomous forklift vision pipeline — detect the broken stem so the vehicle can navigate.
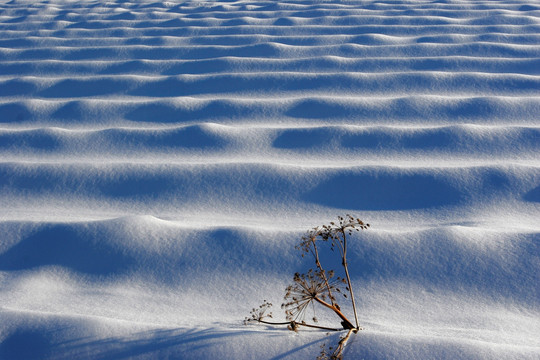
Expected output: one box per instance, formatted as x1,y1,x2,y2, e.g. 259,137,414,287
313,296,355,330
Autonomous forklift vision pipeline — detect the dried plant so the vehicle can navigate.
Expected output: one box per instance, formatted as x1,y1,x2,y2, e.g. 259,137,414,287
245,215,369,359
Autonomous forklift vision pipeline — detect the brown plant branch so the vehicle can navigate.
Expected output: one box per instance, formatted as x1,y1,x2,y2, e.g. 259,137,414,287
254,319,342,332
313,296,355,330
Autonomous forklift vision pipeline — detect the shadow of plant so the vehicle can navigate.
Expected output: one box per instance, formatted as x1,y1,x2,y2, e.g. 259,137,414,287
0,326,330,360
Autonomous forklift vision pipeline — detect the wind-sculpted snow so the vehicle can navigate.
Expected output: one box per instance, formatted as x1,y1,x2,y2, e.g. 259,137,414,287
0,0,539,359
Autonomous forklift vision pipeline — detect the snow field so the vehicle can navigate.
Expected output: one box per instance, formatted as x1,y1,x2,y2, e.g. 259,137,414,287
1,0,539,358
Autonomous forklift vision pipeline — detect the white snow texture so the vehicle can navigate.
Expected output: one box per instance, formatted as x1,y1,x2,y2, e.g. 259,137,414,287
0,0,539,359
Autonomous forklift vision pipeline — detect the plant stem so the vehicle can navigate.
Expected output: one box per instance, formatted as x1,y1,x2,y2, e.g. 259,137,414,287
256,319,341,331
311,235,337,307
341,230,360,330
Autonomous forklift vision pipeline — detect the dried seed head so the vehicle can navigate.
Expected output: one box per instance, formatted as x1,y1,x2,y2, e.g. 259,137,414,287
245,299,273,324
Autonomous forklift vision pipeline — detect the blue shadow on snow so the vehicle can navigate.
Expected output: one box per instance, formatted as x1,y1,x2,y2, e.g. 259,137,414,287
0,224,134,275
304,172,462,210
524,185,540,202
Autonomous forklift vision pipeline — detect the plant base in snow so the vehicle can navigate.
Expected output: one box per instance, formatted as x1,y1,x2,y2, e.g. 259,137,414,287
317,329,356,360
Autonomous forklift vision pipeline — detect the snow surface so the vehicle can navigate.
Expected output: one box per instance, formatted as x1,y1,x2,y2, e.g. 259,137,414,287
1,0,539,358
